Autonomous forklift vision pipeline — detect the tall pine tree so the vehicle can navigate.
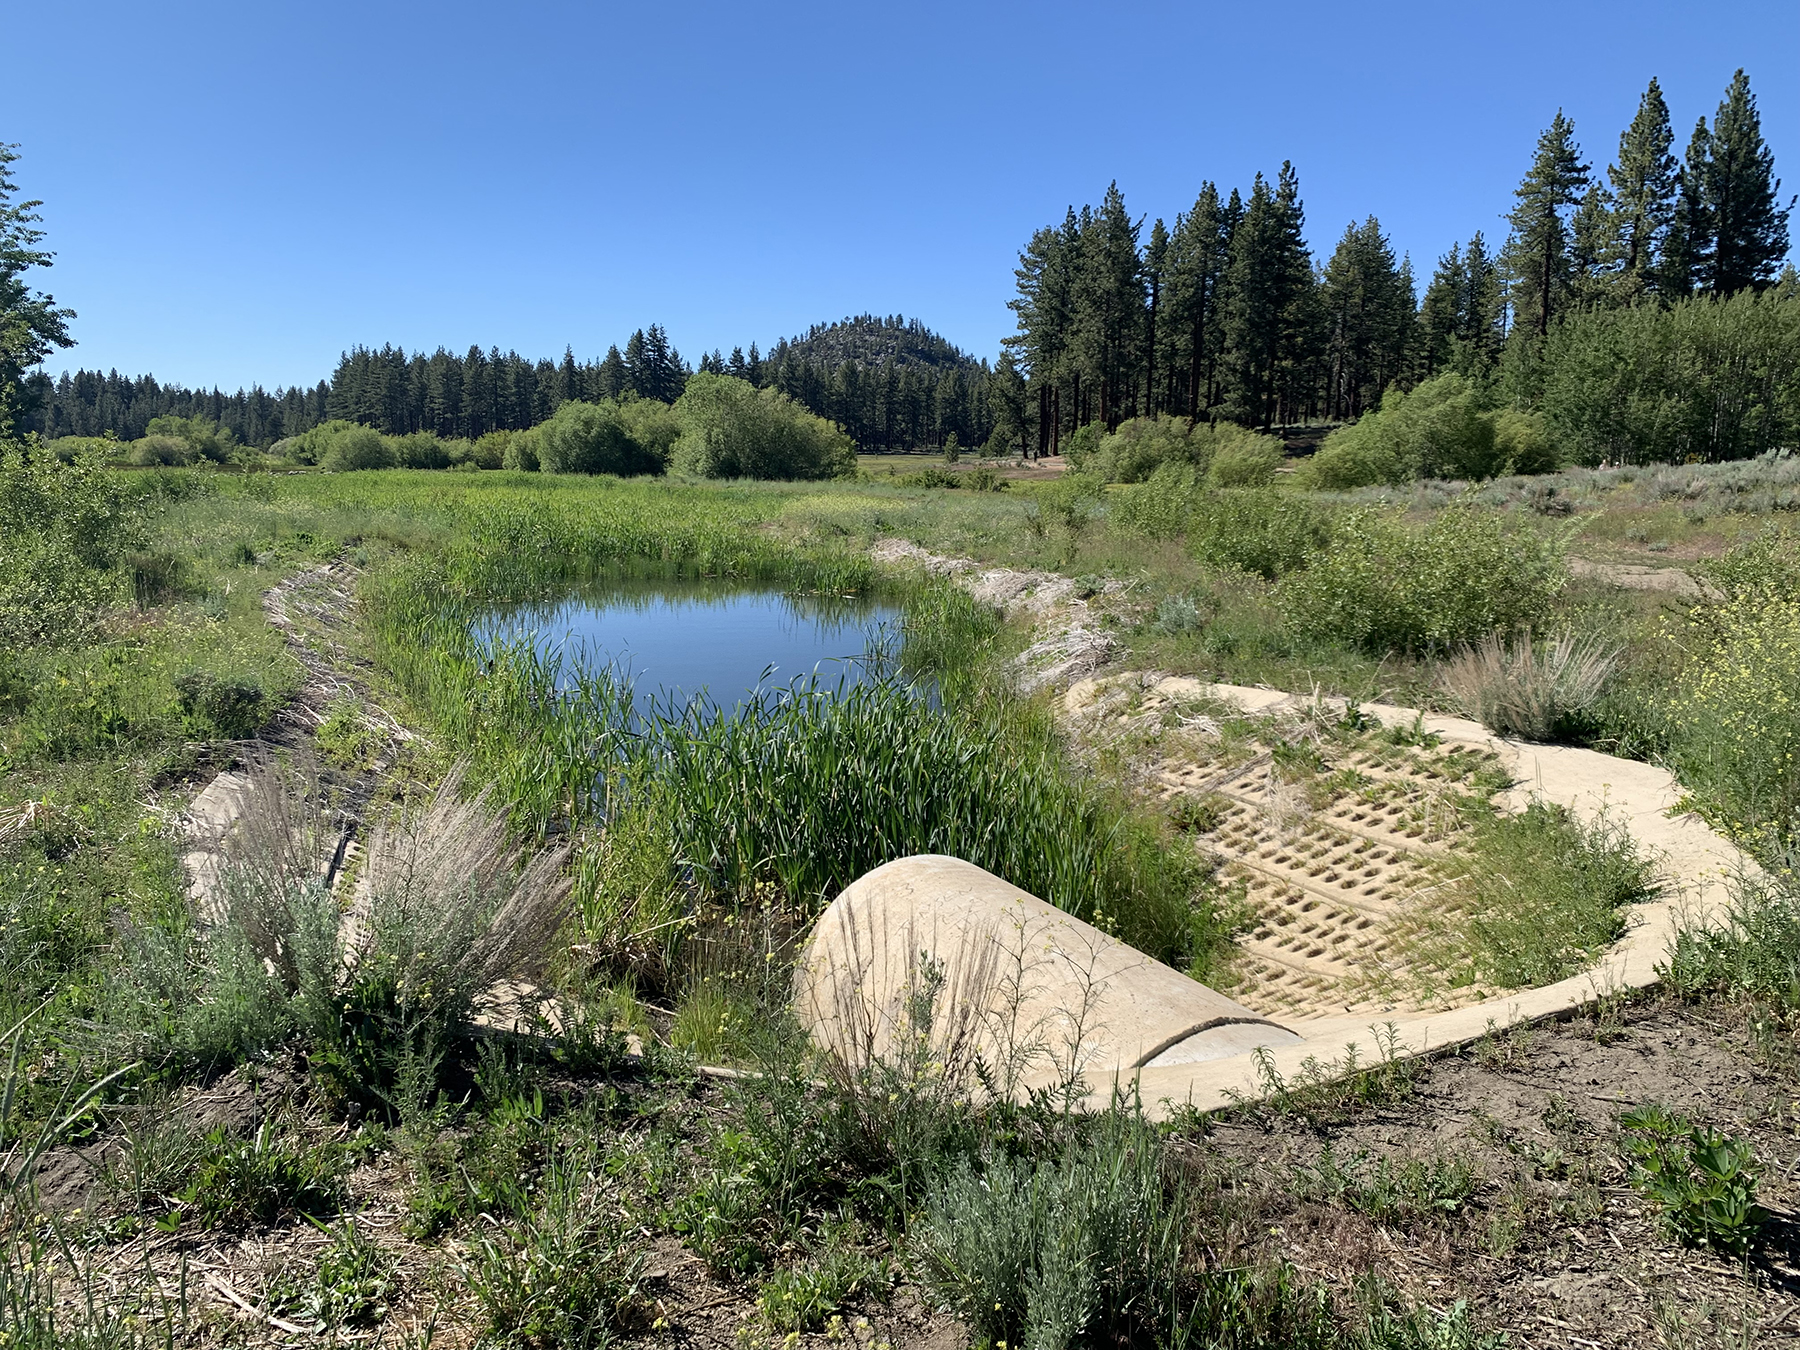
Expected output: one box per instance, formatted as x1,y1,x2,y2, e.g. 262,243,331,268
1609,78,1678,296
1504,112,1591,338
1700,69,1793,294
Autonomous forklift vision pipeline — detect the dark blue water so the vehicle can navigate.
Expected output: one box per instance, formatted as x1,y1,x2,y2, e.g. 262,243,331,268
477,581,902,717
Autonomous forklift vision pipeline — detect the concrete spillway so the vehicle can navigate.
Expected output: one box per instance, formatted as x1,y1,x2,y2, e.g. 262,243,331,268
793,854,1301,1095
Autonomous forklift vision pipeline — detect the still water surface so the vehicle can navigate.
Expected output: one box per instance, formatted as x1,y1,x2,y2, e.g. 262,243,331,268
478,580,901,717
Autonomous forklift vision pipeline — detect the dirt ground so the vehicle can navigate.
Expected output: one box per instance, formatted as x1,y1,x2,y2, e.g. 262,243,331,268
1189,992,1800,1349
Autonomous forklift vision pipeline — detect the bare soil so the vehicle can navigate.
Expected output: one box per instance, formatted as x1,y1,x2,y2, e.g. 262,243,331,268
1191,993,1800,1349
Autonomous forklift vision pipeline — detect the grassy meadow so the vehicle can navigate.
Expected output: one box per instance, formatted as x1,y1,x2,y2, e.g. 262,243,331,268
5,455,1800,1346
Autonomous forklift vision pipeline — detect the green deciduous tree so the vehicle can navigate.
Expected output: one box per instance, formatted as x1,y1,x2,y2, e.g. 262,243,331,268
0,143,75,435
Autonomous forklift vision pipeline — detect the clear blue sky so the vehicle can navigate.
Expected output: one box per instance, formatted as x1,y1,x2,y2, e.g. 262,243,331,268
5,0,1795,392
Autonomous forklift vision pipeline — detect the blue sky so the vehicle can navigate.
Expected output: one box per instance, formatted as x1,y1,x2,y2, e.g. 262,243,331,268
4,0,1794,391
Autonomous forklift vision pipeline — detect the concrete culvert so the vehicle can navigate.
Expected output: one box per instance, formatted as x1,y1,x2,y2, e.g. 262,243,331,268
793,854,1300,1099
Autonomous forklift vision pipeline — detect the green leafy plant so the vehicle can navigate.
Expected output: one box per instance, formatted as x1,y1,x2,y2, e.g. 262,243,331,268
758,1222,882,1333
1620,1104,1767,1255
270,1219,395,1330
466,1150,649,1348
177,1121,344,1228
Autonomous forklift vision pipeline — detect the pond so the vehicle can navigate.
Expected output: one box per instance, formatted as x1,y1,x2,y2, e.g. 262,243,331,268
476,579,903,719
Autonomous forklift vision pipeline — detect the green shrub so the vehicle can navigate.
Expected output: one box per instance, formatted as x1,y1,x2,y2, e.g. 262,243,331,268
467,429,513,469
672,373,855,480
1664,591,1800,852
127,433,194,467
613,394,682,466
321,425,395,472
1491,408,1559,475
1620,1104,1767,1255
1081,415,1197,482
173,669,267,738
1279,505,1567,652
0,443,146,645
1189,490,1329,580
1060,419,1109,471
388,430,451,469
1206,433,1283,487
1704,523,1800,600
144,413,236,463
535,399,662,476
1303,374,1550,486
911,1116,1178,1350
504,425,541,471
1111,462,1205,539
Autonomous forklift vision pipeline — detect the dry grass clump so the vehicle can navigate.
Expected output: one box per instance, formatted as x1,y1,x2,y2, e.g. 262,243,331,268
210,758,572,1110
1438,629,1620,742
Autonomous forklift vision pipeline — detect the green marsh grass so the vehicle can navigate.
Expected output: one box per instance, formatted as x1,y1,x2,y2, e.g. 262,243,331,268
360,493,1226,979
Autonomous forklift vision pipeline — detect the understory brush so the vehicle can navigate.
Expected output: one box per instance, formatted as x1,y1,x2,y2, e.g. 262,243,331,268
1279,504,1568,653
1664,870,1800,1015
1663,589,1800,856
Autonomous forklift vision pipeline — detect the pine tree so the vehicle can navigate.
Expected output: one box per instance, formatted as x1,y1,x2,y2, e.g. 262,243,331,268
1417,243,1467,378
1144,217,1168,416
1701,69,1793,294
1571,181,1622,304
1162,182,1234,419
1320,216,1413,418
1504,112,1590,338
1662,118,1714,296
1225,165,1318,427
1609,78,1678,295
1070,184,1146,428
1462,232,1505,363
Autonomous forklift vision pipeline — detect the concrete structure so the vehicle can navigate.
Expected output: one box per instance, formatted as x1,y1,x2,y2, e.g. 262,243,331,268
793,683,1757,1118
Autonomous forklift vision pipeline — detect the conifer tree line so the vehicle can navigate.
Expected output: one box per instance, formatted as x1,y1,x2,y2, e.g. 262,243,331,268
1001,68,1793,454
24,314,994,452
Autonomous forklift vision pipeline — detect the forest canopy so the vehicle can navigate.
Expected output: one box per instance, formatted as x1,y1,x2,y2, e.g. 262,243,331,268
6,67,1796,478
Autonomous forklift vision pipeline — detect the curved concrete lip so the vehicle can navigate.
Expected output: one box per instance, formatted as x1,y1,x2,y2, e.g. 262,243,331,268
795,682,1756,1118
793,854,1303,1096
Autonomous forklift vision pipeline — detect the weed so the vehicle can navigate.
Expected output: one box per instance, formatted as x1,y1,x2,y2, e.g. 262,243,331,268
758,1220,882,1334
1664,871,1800,1011
1403,800,1658,993
1621,1104,1767,1255
269,1218,395,1330
467,1147,648,1347
176,1121,343,1228
315,693,380,769
1225,1024,1416,1127
1290,1144,1478,1222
